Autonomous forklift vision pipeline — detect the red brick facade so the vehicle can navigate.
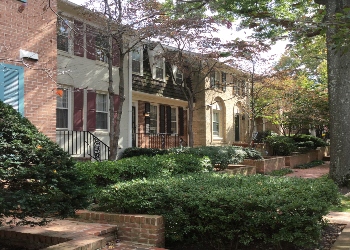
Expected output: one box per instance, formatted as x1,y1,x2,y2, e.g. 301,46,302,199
0,0,57,140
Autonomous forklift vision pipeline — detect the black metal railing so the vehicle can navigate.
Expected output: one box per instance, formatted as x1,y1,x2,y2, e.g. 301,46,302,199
56,130,110,161
133,133,186,149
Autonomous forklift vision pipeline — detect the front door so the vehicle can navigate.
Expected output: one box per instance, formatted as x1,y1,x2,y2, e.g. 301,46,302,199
235,114,240,141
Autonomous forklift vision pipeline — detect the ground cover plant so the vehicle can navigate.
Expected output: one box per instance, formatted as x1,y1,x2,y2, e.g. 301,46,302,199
268,168,293,176
294,160,325,169
95,173,340,250
0,101,92,226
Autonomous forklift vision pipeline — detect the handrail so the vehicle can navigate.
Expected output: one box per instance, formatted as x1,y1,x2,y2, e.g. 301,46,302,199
56,130,110,161
133,133,186,149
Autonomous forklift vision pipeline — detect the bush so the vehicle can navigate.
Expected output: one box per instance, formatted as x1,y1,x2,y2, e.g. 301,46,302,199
76,153,213,189
294,160,324,169
293,134,327,149
265,136,297,156
242,147,264,160
168,146,249,170
0,101,92,226
120,147,168,159
253,130,272,143
96,173,340,249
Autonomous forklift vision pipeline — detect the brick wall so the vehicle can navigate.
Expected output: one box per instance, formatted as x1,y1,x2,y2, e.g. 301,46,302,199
0,0,57,141
75,210,165,247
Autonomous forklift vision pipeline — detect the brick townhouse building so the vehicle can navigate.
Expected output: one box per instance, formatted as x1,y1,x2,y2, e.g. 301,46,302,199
0,0,57,140
1,0,251,160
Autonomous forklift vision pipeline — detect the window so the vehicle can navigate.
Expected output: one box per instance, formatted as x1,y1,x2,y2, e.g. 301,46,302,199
57,18,71,52
95,35,108,63
221,72,227,92
56,88,69,129
132,49,142,74
234,81,241,95
0,64,24,116
155,58,164,80
213,111,220,136
149,105,158,133
210,71,220,88
96,93,108,129
175,71,183,85
170,108,177,133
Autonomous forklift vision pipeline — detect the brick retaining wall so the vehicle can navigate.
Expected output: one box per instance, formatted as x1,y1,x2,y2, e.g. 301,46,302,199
74,210,165,247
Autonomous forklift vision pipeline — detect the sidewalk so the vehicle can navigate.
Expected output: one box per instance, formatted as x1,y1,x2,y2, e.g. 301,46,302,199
285,162,350,250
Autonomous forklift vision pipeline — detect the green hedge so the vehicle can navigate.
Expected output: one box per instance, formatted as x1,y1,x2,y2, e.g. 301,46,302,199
96,173,339,249
293,134,327,149
76,153,213,189
120,146,263,170
168,146,255,170
0,101,92,226
119,147,168,159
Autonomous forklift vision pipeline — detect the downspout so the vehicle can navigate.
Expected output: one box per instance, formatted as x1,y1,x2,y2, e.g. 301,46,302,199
128,50,133,147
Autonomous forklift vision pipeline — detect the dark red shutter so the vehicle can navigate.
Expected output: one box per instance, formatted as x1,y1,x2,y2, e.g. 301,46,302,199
86,25,96,60
166,106,171,133
73,88,84,131
113,94,120,123
87,90,96,131
178,107,184,136
159,105,165,133
73,20,84,57
112,38,120,67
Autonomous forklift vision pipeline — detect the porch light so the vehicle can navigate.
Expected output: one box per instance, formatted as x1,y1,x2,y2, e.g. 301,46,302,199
144,112,150,117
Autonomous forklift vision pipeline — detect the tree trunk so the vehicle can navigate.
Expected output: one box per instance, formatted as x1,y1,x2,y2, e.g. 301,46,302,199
326,0,350,185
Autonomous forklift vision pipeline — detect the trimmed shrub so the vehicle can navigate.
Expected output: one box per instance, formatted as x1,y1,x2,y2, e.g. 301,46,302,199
242,147,264,160
265,136,297,156
0,101,92,226
293,134,327,149
168,146,249,170
76,153,213,189
120,147,168,159
253,130,272,143
96,173,340,249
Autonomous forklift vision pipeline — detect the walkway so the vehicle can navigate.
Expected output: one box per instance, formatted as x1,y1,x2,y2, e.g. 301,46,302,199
285,162,350,250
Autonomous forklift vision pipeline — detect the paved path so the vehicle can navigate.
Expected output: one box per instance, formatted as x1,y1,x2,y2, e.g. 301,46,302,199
285,162,350,250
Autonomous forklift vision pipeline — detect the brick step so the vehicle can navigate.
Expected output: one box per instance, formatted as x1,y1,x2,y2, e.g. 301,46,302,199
323,155,330,161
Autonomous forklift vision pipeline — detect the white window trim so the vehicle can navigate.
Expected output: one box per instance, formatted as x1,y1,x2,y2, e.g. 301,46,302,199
212,103,223,140
131,48,143,75
56,86,72,131
152,57,165,81
95,92,109,131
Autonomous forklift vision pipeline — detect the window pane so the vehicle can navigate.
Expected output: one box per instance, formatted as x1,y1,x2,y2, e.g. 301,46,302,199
156,67,163,79
150,105,157,133
96,112,108,129
213,112,219,136
57,19,70,52
132,60,140,73
56,88,68,129
171,108,177,133
56,109,68,128
175,72,183,85
96,94,108,129
95,35,108,63
96,94,107,111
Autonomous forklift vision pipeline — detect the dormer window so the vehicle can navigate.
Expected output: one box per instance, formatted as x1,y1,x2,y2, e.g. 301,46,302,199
155,58,165,80
132,49,142,74
172,66,183,85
